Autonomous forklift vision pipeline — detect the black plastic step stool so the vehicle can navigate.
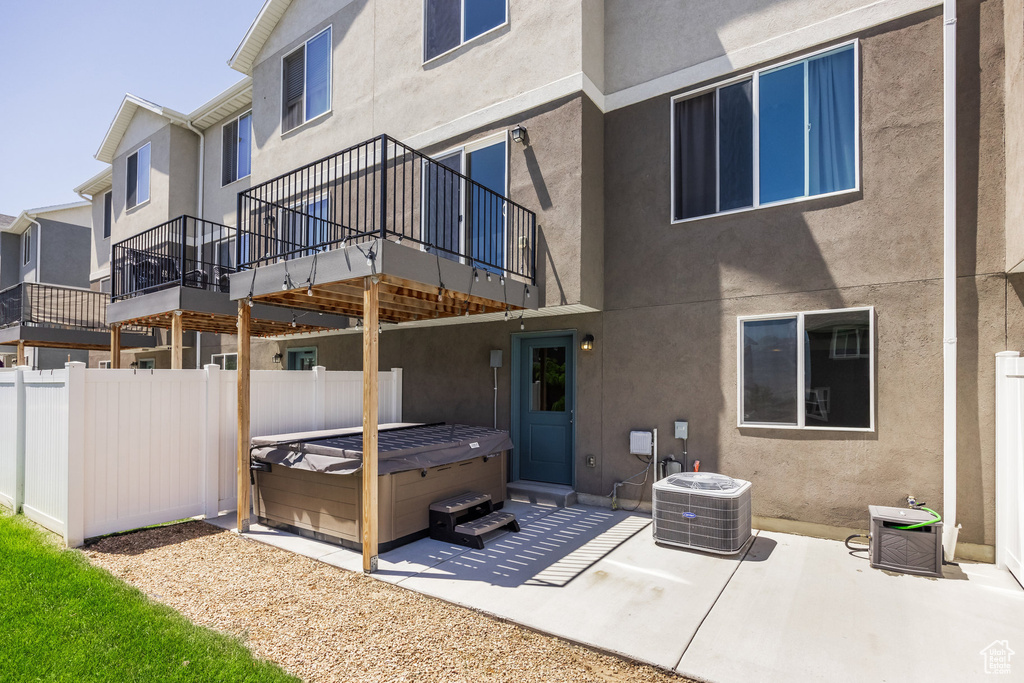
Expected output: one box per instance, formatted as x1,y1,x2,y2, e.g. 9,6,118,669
429,491,520,549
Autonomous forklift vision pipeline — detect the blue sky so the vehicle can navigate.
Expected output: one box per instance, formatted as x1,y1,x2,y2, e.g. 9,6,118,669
0,0,266,217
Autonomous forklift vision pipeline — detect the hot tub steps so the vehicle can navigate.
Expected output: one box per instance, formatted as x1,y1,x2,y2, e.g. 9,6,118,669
429,491,520,549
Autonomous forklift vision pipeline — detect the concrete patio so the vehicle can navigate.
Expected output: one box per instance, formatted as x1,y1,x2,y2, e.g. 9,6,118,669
210,502,1024,682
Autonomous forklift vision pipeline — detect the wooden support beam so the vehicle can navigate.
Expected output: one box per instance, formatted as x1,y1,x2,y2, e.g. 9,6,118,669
237,301,251,533
362,275,379,573
171,311,183,370
16,340,25,367
110,326,121,369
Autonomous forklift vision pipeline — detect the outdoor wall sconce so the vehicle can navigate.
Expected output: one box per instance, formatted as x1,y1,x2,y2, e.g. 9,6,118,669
581,334,595,351
510,125,527,144
273,353,283,364
129,361,139,369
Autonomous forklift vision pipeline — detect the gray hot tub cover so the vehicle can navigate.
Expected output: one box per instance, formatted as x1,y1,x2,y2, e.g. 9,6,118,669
251,423,513,475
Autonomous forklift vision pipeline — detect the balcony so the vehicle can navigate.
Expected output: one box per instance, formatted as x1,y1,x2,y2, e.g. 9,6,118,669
112,215,235,302
108,215,345,336
233,134,538,324
0,282,152,351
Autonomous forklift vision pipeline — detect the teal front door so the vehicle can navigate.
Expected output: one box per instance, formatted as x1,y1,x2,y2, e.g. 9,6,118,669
518,335,575,485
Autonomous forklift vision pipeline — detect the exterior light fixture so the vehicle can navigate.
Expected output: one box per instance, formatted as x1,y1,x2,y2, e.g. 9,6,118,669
273,353,283,364
510,125,527,144
581,334,595,351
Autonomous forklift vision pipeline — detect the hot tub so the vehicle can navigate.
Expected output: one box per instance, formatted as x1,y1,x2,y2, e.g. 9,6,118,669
251,423,511,551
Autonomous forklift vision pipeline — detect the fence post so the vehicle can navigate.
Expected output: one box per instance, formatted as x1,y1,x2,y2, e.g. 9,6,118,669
313,365,327,430
995,351,1021,570
203,364,222,518
64,362,86,547
390,368,403,423
13,367,25,512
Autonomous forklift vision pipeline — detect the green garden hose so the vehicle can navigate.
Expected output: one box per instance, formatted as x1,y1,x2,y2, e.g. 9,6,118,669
892,506,942,530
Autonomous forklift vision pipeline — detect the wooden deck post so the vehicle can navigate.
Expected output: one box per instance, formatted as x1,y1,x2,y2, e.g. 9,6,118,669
237,301,251,533
171,311,183,370
109,325,121,369
16,340,25,367
362,275,380,573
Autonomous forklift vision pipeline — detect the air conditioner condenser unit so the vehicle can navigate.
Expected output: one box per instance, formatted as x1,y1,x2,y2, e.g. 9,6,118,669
653,472,752,554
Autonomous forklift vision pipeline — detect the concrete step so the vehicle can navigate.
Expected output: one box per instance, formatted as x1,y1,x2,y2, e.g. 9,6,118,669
507,480,577,508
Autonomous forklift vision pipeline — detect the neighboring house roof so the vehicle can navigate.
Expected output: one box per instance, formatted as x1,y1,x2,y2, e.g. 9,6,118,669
73,167,113,197
189,76,254,130
0,214,14,231
95,94,189,164
3,202,91,235
229,0,293,75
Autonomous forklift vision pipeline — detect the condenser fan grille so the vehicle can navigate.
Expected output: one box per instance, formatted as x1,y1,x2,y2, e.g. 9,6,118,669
666,472,742,491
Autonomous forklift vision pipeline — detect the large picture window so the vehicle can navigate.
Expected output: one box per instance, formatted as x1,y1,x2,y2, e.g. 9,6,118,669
126,142,151,210
423,0,507,62
221,111,252,186
282,26,332,133
738,307,873,431
673,43,857,222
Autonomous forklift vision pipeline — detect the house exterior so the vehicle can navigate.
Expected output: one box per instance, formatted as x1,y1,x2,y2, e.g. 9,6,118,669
0,203,96,369
70,0,1021,561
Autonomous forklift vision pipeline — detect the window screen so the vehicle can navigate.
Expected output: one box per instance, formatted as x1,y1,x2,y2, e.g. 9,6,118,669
282,47,305,132
222,118,239,186
305,30,331,120
424,0,505,61
103,192,112,238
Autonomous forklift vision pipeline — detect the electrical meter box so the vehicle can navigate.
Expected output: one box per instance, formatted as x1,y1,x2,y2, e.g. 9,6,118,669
629,431,653,456
868,505,943,578
674,421,689,439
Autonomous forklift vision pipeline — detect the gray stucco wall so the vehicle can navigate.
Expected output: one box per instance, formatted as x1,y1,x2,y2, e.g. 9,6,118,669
168,123,200,219
88,190,111,280
37,219,91,288
248,0,585,184
110,117,179,243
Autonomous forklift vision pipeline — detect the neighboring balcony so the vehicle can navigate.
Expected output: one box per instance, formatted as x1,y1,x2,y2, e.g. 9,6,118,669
108,215,344,336
0,282,152,352
233,134,538,324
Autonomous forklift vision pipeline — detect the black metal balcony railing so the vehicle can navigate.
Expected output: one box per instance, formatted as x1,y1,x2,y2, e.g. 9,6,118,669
111,216,236,302
0,282,145,332
237,134,537,283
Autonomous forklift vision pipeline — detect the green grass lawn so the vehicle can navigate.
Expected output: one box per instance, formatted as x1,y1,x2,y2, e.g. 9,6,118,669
0,512,298,682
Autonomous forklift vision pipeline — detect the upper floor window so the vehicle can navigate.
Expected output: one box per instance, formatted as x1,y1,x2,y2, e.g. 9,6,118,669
423,0,507,62
672,43,857,222
738,307,873,431
22,228,31,265
282,27,331,133
126,142,151,210
222,111,253,185
103,191,112,239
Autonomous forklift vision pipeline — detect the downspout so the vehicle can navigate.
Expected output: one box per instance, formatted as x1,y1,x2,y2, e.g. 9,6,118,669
942,0,960,560
185,119,205,370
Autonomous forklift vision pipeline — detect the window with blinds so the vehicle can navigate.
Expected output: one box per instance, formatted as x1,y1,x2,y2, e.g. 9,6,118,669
282,26,331,133
424,0,506,62
222,111,252,186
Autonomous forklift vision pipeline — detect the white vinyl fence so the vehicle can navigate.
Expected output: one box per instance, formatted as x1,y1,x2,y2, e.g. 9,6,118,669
0,363,402,546
996,351,1024,585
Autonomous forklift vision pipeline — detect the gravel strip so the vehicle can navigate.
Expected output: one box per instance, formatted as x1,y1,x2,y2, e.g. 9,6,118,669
83,522,693,683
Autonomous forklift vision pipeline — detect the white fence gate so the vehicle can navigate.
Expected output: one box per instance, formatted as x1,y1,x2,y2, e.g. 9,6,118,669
995,351,1024,585
0,363,402,546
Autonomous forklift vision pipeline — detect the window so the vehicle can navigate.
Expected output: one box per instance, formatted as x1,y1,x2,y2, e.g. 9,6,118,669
212,353,238,370
103,192,112,238
672,43,857,222
282,196,331,258
22,228,31,265
281,27,331,133
286,347,317,371
423,0,507,62
738,307,873,430
99,360,111,369
423,135,508,272
137,358,155,370
126,143,151,210
222,112,252,185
